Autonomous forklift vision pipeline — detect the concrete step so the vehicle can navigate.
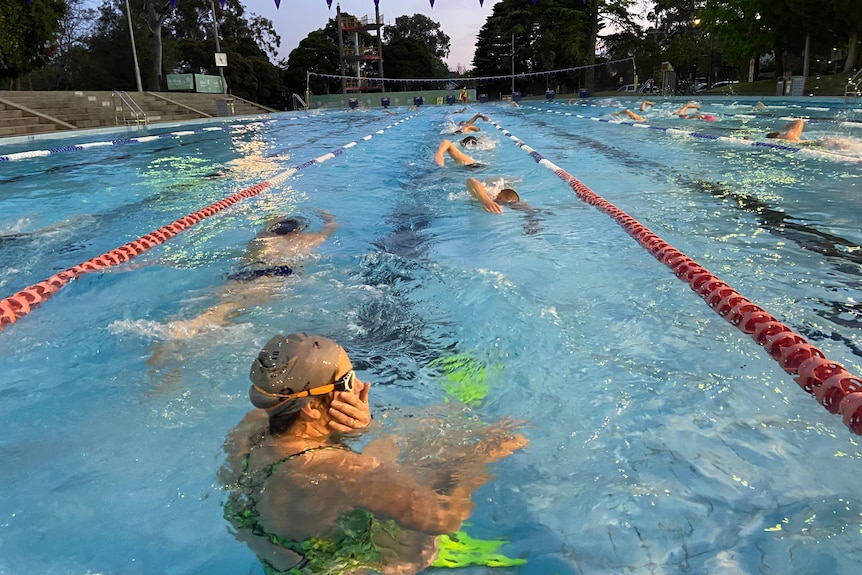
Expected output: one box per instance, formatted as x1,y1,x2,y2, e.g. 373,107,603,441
0,90,273,138
0,123,61,137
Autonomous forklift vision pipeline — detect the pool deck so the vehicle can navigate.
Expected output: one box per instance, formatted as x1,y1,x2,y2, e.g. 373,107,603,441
0,90,277,139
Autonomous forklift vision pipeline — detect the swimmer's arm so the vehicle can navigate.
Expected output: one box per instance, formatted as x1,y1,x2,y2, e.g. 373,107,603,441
434,140,451,166
466,177,503,214
350,458,477,533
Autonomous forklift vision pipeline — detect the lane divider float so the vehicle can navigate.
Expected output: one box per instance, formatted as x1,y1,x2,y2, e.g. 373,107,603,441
0,117,317,162
487,115,862,435
0,114,418,331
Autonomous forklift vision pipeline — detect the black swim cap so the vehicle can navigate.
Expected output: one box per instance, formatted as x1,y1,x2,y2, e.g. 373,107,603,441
268,217,309,235
460,136,479,147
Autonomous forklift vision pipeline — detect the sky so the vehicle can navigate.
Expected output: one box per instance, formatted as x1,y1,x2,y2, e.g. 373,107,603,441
249,0,502,70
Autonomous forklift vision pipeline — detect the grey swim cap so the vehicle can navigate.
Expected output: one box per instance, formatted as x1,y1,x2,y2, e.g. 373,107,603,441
249,333,341,416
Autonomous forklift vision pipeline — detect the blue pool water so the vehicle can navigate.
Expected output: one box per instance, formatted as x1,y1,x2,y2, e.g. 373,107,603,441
1,96,862,574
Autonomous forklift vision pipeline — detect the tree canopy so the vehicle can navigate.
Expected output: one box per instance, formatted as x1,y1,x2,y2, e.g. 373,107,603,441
0,0,67,86
3,1,861,100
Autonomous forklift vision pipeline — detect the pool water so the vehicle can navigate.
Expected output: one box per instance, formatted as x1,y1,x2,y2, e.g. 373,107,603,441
1,97,862,574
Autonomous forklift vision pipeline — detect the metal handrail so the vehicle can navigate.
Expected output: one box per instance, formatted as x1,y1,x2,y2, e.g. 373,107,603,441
292,93,308,111
845,68,862,102
112,91,148,126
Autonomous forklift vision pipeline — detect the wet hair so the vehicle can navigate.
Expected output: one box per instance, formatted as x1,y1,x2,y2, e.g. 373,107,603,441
460,136,479,147
495,188,520,204
267,217,309,235
766,131,780,139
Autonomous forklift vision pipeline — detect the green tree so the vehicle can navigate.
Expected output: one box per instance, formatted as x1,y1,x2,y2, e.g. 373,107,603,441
833,0,862,72
0,0,67,87
383,13,449,79
383,13,450,60
473,0,588,95
168,0,282,103
283,28,341,97
384,36,441,89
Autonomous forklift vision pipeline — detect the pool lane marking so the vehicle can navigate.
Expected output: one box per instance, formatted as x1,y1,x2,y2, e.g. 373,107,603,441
486,115,862,436
0,120,294,162
522,104,862,165
0,113,419,332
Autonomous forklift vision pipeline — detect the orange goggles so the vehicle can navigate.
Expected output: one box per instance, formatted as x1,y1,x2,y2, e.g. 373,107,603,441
254,370,354,403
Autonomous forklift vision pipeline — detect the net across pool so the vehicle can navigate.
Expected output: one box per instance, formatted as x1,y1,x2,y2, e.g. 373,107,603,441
1,99,861,574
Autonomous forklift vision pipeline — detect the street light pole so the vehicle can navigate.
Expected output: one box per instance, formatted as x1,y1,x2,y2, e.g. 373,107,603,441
211,0,227,93
123,0,143,92
511,33,515,95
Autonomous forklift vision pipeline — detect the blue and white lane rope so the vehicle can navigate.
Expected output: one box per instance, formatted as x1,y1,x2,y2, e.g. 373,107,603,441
0,112,419,330
0,116,312,162
522,104,862,165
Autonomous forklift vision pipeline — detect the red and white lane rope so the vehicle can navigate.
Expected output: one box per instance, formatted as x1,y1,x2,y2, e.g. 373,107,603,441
488,116,862,435
0,114,418,331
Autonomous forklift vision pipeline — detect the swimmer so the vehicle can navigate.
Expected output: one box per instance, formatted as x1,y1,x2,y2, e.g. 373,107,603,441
160,212,339,340
510,100,520,108
639,100,655,112
612,109,646,122
435,139,482,168
466,177,522,214
454,113,488,134
684,111,718,122
453,107,467,113
765,118,860,151
766,118,806,142
673,102,701,117
465,177,544,234
221,333,528,575
459,135,480,147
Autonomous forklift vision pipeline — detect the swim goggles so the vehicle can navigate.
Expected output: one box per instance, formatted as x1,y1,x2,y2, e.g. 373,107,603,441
253,370,355,402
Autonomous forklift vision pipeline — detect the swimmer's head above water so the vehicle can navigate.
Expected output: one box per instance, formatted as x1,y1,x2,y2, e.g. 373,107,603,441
495,188,520,204
460,135,479,147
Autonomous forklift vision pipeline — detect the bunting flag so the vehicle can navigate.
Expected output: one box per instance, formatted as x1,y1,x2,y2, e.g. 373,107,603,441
220,0,226,7
327,0,333,8
430,0,435,7
274,0,281,8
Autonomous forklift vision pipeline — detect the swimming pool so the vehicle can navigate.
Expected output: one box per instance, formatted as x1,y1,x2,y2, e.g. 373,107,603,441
1,96,861,574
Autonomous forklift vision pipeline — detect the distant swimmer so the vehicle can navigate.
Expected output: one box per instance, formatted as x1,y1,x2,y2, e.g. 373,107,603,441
766,119,806,142
612,109,646,122
639,100,655,112
466,177,521,214
454,113,489,134
766,118,862,153
465,177,544,234
673,102,701,117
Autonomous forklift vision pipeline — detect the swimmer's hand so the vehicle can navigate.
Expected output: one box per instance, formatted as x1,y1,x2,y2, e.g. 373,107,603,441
316,209,335,224
474,418,529,460
483,199,504,214
329,378,372,433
